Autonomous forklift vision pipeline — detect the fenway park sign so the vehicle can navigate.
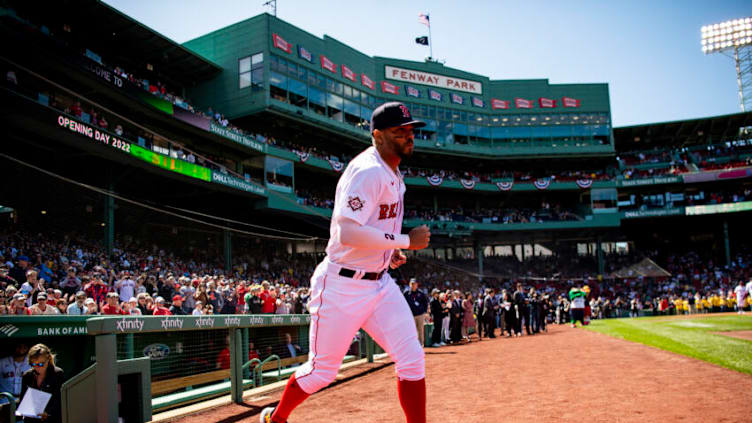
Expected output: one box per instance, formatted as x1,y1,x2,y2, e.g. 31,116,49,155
385,65,482,95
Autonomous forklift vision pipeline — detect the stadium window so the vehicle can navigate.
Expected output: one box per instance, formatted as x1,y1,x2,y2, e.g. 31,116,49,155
308,87,326,115
288,78,308,107
477,125,491,141
242,53,264,89
343,99,360,126
360,105,373,129
326,78,343,95
239,56,251,89
269,71,289,103
296,65,307,81
327,93,343,121
277,57,288,74
287,61,297,77
251,68,264,88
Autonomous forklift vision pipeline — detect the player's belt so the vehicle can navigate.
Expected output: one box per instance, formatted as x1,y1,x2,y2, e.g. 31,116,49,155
338,268,385,280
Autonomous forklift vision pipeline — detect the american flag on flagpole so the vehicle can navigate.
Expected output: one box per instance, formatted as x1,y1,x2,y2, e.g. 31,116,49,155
418,13,430,27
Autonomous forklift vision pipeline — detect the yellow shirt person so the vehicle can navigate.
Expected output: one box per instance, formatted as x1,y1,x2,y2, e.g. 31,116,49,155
673,298,683,313
727,297,736,309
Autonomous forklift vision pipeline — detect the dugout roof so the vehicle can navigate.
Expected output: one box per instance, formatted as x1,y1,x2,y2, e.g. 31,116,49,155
2,0,222,85
613,111,752,152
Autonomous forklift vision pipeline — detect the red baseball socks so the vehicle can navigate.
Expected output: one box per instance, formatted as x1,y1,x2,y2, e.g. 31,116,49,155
271,374,310,423
398,378,426,423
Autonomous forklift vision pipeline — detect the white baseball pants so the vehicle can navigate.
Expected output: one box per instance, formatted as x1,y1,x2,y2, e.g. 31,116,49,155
294,258,425,394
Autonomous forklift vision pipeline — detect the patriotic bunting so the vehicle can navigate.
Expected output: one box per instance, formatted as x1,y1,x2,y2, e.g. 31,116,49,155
451,93,464,105
496,181,514,191
472,97,484,108
328,159,344,172
295,151,310,163
426,175,444,186
460,179,476,190
429,89,443,102
576,179,593,189
406,85,421,98
534,179,551,190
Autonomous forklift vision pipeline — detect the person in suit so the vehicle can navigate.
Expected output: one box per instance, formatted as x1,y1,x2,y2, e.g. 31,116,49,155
528,288,539,334
20,343,64,423
449,291,463,344
279,333,303,359
501,291,517,337
482,288,497,338
429,289,445,347
513,283,527,336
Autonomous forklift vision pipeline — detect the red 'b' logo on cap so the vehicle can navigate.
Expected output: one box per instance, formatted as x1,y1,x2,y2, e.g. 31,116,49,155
399,105,410,118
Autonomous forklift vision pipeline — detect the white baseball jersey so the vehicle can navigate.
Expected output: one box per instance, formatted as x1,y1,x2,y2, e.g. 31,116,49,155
735,285,746,302
326,146,408,272
747,281,752,297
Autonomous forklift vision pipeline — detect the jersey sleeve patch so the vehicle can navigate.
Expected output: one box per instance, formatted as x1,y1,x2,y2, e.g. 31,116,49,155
347,196,365,212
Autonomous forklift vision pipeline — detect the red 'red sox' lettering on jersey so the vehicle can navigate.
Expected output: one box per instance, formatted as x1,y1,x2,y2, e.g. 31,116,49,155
378,202,399,220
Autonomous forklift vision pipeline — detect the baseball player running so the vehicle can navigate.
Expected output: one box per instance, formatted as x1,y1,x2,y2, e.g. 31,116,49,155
260,102,431,423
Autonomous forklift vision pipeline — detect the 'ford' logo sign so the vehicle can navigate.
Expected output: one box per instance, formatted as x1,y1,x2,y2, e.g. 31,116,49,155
143,344,170,360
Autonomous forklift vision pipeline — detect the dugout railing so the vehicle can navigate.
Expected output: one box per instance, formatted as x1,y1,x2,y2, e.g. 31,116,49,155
83,315,376,423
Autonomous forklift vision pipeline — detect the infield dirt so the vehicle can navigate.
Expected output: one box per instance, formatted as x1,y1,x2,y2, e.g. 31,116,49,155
166,321,752,422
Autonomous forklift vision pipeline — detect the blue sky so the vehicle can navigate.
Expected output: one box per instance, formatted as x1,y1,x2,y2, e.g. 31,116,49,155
105,0,750,127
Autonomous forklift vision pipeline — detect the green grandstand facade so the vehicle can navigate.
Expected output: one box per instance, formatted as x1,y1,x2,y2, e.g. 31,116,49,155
183,13,613,157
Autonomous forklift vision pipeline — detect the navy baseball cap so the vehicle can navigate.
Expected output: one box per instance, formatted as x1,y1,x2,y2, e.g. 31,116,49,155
370,102,425,133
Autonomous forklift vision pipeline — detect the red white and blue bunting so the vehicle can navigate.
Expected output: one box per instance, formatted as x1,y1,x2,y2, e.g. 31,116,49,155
460,179,476,190
426,175,444,186
575,179,593,189
295,151,310,163
496,181,514,191
534,178,551,190
328,159,344,172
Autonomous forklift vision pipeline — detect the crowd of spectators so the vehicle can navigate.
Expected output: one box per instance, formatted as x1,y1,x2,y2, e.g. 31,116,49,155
621,187,752,212
404,203,580,224
2,227,751,330
0,231,317,317
619,142,752,178
402,166,610,184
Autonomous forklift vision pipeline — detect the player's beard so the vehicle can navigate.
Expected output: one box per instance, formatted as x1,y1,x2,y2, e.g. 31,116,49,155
396,141,414,160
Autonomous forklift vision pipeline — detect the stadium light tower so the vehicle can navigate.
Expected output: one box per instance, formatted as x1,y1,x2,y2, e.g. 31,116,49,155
701,17,752,112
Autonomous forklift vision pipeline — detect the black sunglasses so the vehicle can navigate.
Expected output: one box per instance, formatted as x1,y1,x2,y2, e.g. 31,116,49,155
30,361,47,367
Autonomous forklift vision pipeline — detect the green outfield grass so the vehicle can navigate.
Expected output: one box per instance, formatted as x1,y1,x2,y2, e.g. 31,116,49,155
586,314,752,375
